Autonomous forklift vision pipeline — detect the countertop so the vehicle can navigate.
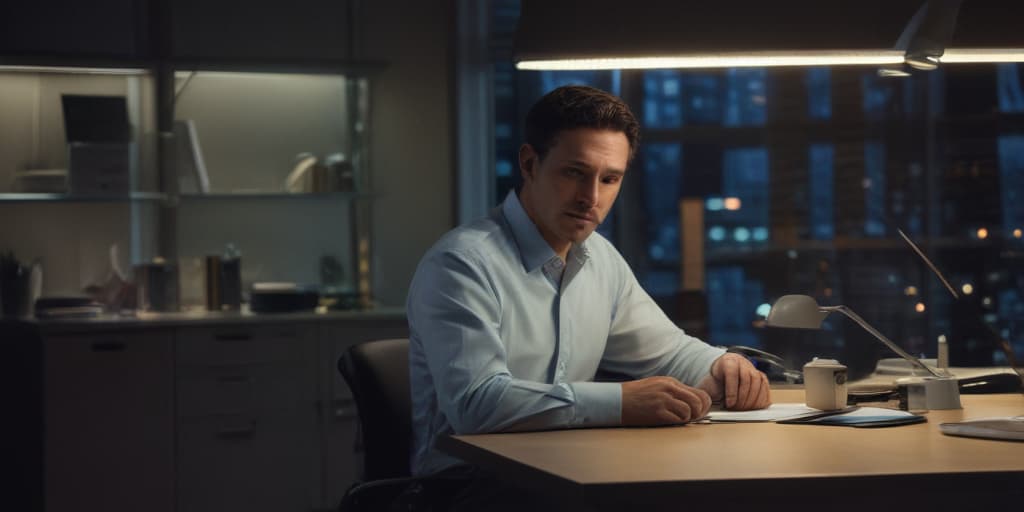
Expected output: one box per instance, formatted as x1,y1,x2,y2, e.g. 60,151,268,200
3,305,406,333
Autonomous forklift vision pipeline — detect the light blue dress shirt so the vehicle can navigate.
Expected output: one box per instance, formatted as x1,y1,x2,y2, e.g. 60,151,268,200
406,191,726,475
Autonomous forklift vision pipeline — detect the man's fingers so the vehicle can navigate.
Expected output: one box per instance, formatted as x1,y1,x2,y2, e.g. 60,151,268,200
723,357,740,408
737,364,754,409
666,397,692,423
742,369,761,410
758,373,772,408
664,381,707,420
653,408,682,424
714,354,774,410
696,387,712,417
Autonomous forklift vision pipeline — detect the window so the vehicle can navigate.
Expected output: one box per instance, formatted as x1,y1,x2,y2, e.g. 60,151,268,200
809,144,835,240
806,67,832,120
643,143,683,262
863,142,887,237
483,6,1024,371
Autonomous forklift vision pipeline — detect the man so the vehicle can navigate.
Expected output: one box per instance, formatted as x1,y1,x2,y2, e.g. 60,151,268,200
406,85,770,503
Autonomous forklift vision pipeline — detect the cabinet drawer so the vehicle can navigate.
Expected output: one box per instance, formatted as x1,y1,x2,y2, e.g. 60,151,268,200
44,331,174,512
176,324,315,366
176,363,317,418
176,412,320,512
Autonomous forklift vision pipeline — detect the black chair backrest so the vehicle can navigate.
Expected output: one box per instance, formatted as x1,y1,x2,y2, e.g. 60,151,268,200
337,338,412,481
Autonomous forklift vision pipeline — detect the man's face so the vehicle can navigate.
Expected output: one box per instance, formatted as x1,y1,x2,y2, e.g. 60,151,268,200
518,128,630,257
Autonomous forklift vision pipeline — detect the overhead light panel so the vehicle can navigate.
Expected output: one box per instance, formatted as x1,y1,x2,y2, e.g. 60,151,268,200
514,0,1024,71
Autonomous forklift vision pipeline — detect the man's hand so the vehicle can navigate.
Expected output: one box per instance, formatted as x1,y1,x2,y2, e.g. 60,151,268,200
697,353,771,410
621,376,712,425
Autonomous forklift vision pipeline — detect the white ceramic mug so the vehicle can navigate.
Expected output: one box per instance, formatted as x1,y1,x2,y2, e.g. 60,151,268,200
803,358,848,410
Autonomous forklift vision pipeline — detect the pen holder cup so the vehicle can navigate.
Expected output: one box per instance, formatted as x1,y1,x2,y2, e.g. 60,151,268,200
803,359,848,411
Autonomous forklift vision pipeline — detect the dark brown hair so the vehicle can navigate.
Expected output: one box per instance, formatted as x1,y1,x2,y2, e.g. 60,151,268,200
524,85,640,162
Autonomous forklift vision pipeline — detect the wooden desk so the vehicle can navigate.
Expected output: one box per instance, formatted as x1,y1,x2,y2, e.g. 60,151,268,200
438,390,1024,511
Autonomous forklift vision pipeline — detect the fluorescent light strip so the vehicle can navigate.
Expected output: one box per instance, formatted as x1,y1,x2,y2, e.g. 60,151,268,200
517,51,906,70
173,71,331,80
0,65,147,75
940,49,1024,63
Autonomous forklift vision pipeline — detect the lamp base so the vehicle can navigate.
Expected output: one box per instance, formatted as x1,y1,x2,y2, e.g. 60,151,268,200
924,376,962,410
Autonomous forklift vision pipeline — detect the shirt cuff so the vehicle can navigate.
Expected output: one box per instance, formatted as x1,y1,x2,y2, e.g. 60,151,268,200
569,381,623,427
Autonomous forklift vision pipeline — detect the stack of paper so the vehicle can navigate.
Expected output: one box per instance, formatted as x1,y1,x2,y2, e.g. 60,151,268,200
707,403,820,422
707,403,925,427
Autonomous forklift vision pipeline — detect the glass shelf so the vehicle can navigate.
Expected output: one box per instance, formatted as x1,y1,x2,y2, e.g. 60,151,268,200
0,192,166,203
177,191,371,200
0,191,374,202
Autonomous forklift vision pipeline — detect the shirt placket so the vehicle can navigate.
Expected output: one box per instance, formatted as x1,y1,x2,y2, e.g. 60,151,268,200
556,296,569,383
557,248,590,384
542,257,570,383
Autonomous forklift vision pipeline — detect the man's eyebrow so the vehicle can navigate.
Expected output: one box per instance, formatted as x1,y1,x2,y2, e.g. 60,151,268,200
566,160,626,175
565,160,593,169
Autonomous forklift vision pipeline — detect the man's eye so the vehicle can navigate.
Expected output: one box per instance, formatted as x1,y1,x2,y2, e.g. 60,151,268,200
603,175,621,184
563,168,583,178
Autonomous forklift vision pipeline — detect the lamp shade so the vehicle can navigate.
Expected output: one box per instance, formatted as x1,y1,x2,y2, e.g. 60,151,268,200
764,295,830,329
514,0,1024,70
765,294,944,377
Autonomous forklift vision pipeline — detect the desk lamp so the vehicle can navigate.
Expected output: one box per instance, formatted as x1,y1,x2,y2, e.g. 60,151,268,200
766,294,962,409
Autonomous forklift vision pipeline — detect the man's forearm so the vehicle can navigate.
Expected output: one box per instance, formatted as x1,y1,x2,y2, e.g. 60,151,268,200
442,375,622,434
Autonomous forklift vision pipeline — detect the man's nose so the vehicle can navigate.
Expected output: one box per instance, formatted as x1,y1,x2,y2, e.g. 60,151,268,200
576,177,599,207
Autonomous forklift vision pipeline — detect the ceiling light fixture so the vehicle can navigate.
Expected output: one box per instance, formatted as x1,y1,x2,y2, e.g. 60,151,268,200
514,0,1024,71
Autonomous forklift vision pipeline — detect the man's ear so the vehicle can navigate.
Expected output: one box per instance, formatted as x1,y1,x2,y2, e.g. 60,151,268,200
519,144,538,184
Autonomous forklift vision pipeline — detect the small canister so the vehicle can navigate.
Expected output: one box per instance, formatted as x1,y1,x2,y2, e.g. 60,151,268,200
135,258,180,312
220,244,242,311
803,358,848,410
205,255,222,311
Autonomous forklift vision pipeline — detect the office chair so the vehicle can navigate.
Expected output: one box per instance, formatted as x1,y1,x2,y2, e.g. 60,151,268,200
336,338,490,511
337,338,415,511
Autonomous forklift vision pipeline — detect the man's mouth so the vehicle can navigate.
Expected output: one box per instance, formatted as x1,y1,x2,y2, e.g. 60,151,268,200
565,211,597,223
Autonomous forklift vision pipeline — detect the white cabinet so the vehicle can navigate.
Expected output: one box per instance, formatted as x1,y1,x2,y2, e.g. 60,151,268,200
44,330,174,512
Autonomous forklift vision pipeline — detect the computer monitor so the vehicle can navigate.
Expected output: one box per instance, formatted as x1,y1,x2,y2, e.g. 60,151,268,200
60,94,130,143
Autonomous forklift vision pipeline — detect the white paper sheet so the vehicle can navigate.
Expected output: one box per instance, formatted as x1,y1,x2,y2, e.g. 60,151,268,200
706,403,820,422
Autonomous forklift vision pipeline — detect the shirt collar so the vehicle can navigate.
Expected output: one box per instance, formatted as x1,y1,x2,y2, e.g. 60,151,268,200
501,190,591,273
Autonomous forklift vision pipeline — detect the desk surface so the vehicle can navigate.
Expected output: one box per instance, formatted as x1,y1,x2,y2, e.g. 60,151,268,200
439,390,1024,510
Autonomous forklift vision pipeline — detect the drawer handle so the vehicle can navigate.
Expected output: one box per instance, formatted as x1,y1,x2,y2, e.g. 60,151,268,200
91,341,125,352
216,425,255,439
214,333,252,342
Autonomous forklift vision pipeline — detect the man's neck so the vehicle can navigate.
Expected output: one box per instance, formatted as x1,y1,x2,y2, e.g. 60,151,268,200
552,243,570,262
517,190,570,261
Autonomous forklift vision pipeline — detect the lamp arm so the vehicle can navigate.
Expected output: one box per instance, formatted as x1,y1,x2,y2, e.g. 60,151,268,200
822,305,943,378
